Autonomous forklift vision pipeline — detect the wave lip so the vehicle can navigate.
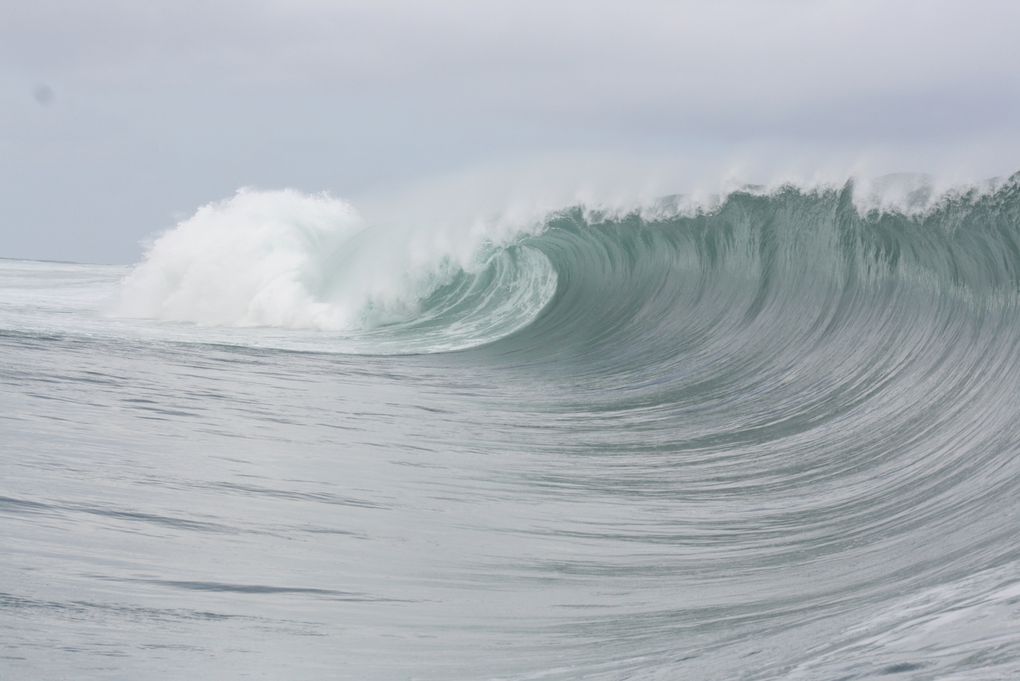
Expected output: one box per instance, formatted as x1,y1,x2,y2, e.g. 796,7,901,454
112,188,559,354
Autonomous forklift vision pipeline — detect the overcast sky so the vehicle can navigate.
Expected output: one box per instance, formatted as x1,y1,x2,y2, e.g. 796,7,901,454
2,0,1019,263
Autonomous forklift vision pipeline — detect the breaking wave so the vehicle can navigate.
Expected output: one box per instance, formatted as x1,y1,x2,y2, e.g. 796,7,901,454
8,171,1020,678
114,174,1020,357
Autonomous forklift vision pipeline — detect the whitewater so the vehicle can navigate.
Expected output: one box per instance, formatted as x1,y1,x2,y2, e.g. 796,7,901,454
3,174,1020,680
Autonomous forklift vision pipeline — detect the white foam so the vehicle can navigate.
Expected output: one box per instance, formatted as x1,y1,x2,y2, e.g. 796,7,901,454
115,189,369,329
112,185,559,351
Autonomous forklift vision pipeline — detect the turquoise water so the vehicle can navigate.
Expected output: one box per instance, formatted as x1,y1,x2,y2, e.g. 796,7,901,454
3,179,1020,679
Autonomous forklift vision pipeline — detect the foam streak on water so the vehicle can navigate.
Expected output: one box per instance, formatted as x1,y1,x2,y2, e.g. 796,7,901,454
2,177,1020,680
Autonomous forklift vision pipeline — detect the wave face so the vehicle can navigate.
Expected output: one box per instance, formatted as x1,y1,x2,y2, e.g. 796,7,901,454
4,176,1020,679
498,176,1020,361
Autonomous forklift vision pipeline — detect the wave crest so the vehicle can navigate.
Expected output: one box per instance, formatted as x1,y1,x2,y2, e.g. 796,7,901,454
112,174,1020,355
113,189,558,353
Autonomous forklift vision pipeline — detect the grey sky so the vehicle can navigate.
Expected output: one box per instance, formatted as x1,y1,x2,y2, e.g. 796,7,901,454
2,0,1019,263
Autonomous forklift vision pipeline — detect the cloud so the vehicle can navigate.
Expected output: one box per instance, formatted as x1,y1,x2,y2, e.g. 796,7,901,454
1,0,1019,262
7,2,1019,115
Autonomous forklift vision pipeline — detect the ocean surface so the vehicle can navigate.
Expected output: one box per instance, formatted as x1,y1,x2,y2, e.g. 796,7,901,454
3,178,1020,680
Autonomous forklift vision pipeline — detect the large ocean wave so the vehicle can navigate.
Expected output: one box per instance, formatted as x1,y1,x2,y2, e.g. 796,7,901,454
113,174,1020,357
4,173,1020,678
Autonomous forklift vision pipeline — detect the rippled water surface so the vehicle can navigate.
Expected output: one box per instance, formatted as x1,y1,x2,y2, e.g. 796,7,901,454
3,182,1020,680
